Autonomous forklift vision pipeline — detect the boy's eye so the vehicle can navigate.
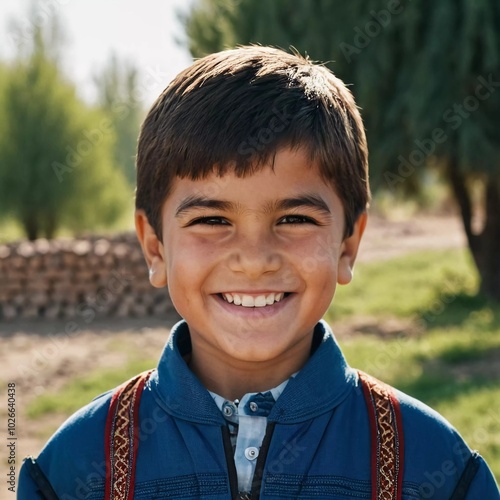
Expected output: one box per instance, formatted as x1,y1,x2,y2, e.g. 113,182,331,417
278,215,316,225
189,216,229,226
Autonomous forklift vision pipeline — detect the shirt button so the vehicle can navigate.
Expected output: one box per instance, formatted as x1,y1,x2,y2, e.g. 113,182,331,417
249,402,258,412
223,403,234,416
245,447,259,460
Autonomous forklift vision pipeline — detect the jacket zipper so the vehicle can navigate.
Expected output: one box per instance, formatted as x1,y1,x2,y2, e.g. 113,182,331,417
221,422,276,500
221,425,239,499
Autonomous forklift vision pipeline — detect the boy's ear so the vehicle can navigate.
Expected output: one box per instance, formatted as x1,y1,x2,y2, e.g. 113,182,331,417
337,211,368,286
134,209,168,288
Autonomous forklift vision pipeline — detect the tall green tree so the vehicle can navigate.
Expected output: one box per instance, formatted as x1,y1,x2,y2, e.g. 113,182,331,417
93,54,143,185
183,0,500,300
0,14,130,240
0,62,7,156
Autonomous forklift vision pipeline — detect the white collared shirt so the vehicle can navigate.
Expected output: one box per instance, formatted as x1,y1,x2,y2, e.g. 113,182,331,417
209,377,292,493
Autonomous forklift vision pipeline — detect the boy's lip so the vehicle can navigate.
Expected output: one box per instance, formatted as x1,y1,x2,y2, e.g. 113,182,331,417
216,290,290,295
212,291,295,318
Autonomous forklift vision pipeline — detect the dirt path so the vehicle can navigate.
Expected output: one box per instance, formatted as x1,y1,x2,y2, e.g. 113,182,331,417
0,214,466,489
357,213,465,262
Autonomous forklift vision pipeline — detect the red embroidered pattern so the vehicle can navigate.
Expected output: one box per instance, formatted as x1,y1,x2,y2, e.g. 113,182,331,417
358,370,404,500
104,370,154,500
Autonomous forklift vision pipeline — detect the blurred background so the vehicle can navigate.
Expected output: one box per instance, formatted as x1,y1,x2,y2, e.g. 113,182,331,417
0,0,499,488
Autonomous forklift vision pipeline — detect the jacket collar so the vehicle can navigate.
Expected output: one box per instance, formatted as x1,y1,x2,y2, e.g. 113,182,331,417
150,319,356,425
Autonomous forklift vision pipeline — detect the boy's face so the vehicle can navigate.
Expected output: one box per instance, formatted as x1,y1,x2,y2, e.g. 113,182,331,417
136,147,366,369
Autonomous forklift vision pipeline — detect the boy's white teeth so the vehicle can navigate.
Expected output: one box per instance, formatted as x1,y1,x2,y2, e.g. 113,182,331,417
222,292,285,307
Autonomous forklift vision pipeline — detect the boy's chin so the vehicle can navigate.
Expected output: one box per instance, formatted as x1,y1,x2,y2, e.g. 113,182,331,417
216,330,313,366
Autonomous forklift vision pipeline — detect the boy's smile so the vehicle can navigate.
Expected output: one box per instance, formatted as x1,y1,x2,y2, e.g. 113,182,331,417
136,147,366,398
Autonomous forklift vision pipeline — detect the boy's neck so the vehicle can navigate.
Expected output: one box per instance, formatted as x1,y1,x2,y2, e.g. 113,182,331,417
186,343,311,402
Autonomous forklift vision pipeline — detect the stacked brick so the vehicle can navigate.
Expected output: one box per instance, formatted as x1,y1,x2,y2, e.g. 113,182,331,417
0,233,176,321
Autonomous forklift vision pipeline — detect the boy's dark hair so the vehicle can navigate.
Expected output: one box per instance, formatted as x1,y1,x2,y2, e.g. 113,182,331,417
136,45,369,239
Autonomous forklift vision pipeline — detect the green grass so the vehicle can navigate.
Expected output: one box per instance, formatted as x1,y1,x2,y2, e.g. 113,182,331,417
26,248,500,479
327,248,479,321
27,358,155,419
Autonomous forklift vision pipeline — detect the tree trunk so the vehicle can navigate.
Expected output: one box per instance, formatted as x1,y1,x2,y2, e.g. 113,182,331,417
446,158,500,302
478,177,500,300
23,213,39,241
44,213,57,240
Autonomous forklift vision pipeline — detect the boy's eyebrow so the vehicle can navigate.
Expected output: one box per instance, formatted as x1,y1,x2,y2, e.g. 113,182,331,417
175,195,236,217
274,194,331,214
175,194,332,217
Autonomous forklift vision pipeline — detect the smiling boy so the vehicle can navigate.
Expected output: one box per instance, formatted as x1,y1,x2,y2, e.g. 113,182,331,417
19,46,499,499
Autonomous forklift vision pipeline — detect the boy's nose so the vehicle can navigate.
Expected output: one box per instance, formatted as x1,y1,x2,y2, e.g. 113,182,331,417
227,234,282,278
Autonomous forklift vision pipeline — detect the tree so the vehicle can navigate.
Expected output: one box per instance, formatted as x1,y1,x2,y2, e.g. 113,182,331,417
0,62,7,158
93,54,143,185
183,0,500,301
0,14,130,240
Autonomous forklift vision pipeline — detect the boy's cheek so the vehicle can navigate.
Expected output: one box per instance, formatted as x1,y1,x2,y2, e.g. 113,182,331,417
292,241,340,278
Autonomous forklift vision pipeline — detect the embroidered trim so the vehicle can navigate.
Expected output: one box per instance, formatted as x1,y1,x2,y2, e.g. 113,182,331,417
104,369,154,500
358,370,404,500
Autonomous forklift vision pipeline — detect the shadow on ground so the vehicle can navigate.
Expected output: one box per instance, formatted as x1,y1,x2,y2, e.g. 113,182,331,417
417,291,500,331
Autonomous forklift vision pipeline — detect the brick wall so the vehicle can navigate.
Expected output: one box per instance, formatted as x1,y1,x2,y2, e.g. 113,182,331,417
0,233,176,321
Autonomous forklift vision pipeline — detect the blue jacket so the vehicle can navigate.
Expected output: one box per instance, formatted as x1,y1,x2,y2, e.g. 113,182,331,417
18,320,499,499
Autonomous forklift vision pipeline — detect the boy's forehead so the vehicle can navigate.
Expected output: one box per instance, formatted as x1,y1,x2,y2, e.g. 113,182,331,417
170,150,334,200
